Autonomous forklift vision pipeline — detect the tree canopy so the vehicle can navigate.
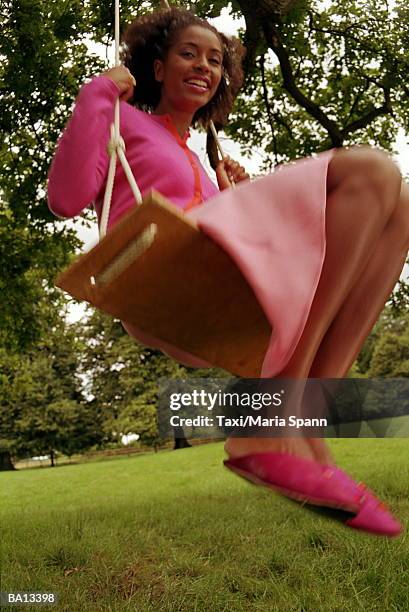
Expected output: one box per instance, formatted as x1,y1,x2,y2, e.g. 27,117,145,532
226,0,409,168
0,318,104,467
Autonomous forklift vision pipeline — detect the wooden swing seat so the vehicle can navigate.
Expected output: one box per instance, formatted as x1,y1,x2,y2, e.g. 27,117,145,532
56,190,272,377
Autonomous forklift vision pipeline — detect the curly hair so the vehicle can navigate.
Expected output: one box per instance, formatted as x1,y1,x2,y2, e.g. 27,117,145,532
121,7,246,129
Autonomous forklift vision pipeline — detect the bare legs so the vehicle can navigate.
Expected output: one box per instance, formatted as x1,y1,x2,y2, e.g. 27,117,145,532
308,179,409,378
225,147,409,463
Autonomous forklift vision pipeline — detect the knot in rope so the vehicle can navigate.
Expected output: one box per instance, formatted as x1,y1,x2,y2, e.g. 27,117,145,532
107,134,126,156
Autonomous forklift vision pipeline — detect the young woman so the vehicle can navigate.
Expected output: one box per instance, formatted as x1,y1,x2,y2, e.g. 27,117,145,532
48,8,409,536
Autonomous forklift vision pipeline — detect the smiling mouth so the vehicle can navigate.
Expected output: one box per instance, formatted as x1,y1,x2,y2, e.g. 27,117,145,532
184,79,209,92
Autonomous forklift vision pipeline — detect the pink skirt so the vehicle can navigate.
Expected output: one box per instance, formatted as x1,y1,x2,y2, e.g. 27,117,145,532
123,148,336,377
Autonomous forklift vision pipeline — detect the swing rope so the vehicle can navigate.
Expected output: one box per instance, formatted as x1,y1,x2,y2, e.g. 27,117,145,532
100,0,231,239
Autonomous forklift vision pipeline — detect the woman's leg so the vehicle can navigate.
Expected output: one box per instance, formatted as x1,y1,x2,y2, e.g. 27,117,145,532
305,179,409,460
308,179,409,378
225,146,406,462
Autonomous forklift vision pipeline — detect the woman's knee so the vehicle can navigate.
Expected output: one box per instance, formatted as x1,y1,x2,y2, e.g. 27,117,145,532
327,145,402,218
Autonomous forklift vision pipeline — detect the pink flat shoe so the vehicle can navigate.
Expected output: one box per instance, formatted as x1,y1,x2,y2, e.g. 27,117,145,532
330,467,402,537
224,453,402,537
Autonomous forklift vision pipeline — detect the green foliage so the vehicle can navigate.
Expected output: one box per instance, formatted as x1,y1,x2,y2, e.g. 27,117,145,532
219,0,409,169
0,318,104,463
1,1,103,224
356,306,409,377
1,0,104,350
77,309,186,447
0,206,78,351
115,398,160,447
368,330,409,378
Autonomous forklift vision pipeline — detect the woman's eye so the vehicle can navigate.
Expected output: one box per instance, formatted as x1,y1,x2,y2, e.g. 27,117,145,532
181,51,194,58
210,59,221,65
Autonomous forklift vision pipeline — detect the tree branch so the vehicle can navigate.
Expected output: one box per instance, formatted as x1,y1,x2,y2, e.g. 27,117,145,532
343,87,392,134
262,20,344,146
241,11,263,84
342,78,371,131
307,10,407,70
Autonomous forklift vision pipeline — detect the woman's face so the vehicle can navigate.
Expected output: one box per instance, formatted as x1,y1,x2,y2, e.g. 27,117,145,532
154,25,223,114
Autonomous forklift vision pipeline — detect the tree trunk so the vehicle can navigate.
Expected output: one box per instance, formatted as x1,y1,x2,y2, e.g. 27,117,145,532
50,449,55,467
173,427,192,450
0,451,15,471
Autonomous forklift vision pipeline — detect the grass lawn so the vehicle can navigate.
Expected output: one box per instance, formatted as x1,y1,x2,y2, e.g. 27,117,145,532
1,439,408,611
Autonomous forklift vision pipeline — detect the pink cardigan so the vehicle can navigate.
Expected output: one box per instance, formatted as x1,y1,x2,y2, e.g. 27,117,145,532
47,76,220,229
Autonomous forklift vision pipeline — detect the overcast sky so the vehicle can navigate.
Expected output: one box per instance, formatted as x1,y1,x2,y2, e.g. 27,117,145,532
66,5,408,321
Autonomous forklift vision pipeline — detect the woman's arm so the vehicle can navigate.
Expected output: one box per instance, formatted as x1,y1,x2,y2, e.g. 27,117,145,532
47,68,134,219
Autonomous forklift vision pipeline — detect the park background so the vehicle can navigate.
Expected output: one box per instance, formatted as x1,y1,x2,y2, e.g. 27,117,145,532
1,1,409,610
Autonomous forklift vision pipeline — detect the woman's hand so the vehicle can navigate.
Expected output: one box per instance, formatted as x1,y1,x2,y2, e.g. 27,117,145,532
216,156,250,191
101,66,136,102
